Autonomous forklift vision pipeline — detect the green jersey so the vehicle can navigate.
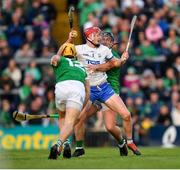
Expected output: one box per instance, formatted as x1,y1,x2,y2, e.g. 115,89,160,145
106,49,120,94
53,56,87,83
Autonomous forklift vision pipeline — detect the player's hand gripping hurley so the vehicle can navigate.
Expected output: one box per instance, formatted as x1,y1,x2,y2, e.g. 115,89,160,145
51,6,76,66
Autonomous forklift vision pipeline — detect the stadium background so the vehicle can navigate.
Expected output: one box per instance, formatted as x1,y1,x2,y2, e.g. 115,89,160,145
0,0,180,152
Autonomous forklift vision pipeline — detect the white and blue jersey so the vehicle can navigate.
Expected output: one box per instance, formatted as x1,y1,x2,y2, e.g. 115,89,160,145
75,44,115,103
75,44,113,86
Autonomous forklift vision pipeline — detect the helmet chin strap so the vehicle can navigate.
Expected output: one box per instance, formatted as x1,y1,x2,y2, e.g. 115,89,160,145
87,38,100,47
86,34,100,47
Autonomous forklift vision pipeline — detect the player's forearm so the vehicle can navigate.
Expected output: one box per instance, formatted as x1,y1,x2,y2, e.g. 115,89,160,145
65,37,74,44
112,51,129,67
57,46,63,56
113,58,127,67
97,57,127,70
56,39,73,56
57,30,77,55
94,62,112,72
50,54,61,66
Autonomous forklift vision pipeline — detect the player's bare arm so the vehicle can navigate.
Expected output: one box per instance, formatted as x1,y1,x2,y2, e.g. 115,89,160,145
112,51,129,67
50,54,60,66
87,51,129,72
51,30,78,66
57,30,78,55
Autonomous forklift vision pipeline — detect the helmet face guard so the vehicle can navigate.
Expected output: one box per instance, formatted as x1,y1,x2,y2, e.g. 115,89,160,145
101,32,115,48
61,43,77,58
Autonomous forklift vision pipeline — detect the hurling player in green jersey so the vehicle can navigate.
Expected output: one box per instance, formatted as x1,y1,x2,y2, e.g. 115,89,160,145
100,32,126,152
48,43,90,159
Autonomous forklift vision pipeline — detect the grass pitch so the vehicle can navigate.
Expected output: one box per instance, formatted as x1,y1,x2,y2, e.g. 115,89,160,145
0,147,180,169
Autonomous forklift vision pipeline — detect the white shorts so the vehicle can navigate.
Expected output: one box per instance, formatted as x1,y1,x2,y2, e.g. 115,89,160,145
55,80,85,112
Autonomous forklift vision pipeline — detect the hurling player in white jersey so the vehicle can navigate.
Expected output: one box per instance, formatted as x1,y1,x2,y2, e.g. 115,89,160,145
75,39,113,87
51,27,141,157
73,27,141,156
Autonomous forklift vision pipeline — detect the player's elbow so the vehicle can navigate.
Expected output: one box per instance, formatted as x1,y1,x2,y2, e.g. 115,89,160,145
111,60,119,68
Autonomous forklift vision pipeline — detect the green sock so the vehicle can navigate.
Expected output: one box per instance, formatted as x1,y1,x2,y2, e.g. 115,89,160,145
118,138,124,145
76,140,83,148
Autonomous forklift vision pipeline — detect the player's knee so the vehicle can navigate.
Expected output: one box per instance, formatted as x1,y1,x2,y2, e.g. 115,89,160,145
66,122,74,131
105,123,115,133
66,119,76,126
122,111,131,121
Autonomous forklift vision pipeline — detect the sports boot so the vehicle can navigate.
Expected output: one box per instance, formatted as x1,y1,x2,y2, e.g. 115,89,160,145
127,143,141,155
72,148,85,157
63,143,71,158
48,144,61,159
118,139,128,156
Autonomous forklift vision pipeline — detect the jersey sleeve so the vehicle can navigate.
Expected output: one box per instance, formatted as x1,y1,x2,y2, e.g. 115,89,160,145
105,47,114,61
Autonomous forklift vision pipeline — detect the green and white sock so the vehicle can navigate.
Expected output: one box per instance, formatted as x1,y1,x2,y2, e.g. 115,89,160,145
76,140,83,149
118,138,125,148
63,139,70,147
57,139,63,149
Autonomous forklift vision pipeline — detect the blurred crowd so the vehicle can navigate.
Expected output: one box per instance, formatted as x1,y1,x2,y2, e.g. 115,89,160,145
0,0,58,127
0,0,180,144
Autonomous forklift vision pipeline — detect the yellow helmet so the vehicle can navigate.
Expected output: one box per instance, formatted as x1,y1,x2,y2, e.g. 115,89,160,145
61,43,77,58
